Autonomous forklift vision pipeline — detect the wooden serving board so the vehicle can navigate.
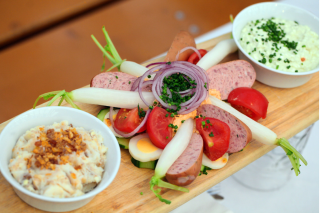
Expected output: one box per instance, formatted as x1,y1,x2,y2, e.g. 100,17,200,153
0,33,318,213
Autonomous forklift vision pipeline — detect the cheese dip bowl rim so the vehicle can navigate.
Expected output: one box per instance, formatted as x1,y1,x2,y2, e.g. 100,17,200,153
232,2,319,87
0,106,121,212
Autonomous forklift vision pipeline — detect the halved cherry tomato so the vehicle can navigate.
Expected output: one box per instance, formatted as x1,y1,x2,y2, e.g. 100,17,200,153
228,87,269,121
187,49,208,64
146,106,174,149
196,117,230,161
114,108,147,133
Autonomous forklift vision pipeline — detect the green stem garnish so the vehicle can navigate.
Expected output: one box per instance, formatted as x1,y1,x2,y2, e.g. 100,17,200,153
230,14,234,39
150,176,189,205
33,90,80,110
276,138,307,176
91,27,126,71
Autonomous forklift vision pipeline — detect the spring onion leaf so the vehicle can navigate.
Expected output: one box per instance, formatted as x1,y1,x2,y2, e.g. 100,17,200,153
230,15,234,39
91,27,126,71
33,90,80,110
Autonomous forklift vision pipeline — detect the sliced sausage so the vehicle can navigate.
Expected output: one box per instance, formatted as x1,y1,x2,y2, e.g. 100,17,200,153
165,31,196,62
90,72,151,91
166,133,203,186
206,60,256,100
197,104,252,153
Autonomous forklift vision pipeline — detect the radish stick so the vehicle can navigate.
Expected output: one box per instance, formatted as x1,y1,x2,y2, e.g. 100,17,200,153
120,61,149,76
150,118,194,204
209,95,307,176
33,88,155,109
196,39,238,71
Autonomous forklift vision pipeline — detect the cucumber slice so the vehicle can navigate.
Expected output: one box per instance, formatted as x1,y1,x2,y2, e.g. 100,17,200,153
117,137,130,149
97,108,110,121
131,157,158,169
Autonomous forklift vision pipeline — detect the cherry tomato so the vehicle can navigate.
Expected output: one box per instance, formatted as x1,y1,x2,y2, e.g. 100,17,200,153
195,117,230,161
114,108,147,133
146,106,174,149
187,49,208,64
228,87,269,121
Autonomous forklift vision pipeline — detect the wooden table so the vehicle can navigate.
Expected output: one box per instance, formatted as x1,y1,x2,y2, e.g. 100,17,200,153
0,0,269,124
0,32,318,213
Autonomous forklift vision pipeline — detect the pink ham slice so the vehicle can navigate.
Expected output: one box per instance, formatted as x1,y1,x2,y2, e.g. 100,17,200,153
90,72,151,91
207,60,256,100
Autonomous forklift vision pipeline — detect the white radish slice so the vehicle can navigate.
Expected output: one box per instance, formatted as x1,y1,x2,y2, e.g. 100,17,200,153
69,87,155,108
209,95,277,145
120,61,149,77
155,118,194,178
197,39,238,71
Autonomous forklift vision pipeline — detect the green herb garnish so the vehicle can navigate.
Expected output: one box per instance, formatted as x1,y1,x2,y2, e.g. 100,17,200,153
137,104,146,118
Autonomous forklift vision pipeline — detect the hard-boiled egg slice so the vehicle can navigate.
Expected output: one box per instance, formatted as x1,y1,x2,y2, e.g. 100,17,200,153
202,153,229,169
129,133,162,162
103,109,123,138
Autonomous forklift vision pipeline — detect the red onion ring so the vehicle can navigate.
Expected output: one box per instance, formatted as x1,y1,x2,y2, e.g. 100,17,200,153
109,107,150,138
175,46,202,61
137,61,208,114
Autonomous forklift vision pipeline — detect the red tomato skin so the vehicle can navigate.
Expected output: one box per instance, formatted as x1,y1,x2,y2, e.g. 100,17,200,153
228,87,269,121
147,107,174,149
114,108,147,133
187,49,208,64
195,118,230,161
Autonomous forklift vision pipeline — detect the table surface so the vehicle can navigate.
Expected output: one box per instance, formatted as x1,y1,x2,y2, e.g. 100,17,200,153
0,0,269,124
0,32,318,213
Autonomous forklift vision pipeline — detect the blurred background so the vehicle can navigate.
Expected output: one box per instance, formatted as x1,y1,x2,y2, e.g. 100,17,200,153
0,0,269,123
0,0,318,213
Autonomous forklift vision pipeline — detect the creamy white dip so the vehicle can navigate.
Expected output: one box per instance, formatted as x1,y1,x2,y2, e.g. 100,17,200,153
240,17,319,73
9,121,108,198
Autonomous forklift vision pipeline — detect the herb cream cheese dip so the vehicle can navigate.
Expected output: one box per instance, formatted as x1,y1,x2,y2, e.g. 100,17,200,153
8,121,108,198
240,17,319,73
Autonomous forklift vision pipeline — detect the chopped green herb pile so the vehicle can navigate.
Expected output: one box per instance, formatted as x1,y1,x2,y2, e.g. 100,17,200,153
160,73,197,113
242,18,306,71
137,104,146,118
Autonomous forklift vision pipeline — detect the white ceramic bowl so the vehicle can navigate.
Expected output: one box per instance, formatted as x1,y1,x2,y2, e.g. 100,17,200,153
233,2,319,88
0,107,121,212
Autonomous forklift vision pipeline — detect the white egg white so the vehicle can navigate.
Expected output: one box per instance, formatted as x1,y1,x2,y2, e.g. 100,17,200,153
103,109,123,138
129,133,162,162
202,153,229,169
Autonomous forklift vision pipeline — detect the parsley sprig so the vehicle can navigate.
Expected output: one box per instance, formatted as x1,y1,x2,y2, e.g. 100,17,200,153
137,104,146,118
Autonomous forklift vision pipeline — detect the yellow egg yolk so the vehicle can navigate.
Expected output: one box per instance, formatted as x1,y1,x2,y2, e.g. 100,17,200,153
173,110,197,130
222,158,228,164
215,156,228,163
137,138,159,153
104,114,117,127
